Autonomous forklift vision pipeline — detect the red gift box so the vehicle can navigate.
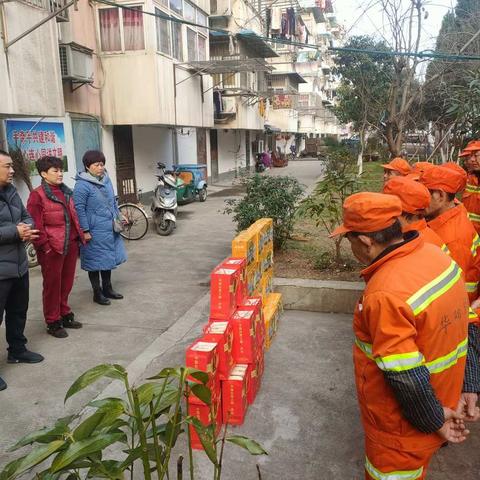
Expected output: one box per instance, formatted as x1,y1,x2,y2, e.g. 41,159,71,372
186,340,220,405
203,321,234,380
247,349,264,404
221,258,247,307
231,308,257,364
188,397,222,450
239,297,264,348
210,264,239,320
222,364,249,425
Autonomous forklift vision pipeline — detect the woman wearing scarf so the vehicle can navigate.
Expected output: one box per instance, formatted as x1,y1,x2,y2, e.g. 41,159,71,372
73,150,127,308
27,156,85,338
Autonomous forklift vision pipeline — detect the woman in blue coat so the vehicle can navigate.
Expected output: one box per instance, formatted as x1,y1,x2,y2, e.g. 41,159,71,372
73,150,127,305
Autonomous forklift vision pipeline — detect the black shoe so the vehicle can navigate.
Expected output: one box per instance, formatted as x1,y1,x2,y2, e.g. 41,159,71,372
93,288,111,305
47,320,69,338
102,284,123,300
7,350,44,363
0,376,6,391
62,312,82,329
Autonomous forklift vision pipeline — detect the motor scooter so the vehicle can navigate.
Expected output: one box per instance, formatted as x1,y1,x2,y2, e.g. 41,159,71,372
151,162,177,236
255,154,266,173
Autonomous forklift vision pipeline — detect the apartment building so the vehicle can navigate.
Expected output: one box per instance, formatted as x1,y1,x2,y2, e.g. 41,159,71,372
1,0,212,202
0,0,69,199
0,0,346,201
295,1,347,149
206,0,277,180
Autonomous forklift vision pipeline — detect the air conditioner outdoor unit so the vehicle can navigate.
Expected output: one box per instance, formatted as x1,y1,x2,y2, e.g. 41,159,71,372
59,43,94,83
222,97,236,114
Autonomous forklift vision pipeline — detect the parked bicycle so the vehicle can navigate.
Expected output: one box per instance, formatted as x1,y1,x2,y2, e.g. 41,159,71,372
118,202,149,241
25,241,39,268
26,197,149,270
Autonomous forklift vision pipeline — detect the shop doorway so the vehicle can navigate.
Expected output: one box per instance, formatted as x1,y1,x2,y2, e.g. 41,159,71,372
210,129,219,181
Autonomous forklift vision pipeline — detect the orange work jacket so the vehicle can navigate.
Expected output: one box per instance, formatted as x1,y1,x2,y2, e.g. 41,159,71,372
428,203,480,303
462,174,480,233
402,219,449,253
354,235,468,452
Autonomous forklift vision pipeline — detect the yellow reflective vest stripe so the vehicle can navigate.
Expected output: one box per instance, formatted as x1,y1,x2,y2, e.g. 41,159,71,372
365,457,423,480
355,337,468,374
406,261,461,316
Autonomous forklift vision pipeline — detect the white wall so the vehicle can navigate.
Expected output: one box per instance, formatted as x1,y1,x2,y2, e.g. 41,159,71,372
0,3,64,117
298,114,315,133
102,126,117,194
132,126,174,194
177,128,198,164
176,70,214,128
217,129,246,174
267,109,298,134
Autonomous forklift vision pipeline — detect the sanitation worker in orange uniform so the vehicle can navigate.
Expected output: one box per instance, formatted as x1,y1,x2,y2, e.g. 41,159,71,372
331,192,479,480
383,157,412,184
420,166,480,302
383,176,448,252
460,141,480,232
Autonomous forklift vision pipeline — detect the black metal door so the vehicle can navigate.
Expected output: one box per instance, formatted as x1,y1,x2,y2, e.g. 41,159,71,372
113,125,137,203
209,129,219,182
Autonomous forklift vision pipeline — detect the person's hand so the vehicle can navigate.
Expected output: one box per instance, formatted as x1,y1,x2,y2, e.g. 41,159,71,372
470,298,480,310
17,223,39,241
24,228,40,241
121,214,128,225
438,407,469,443
456,393,480,422
16,223,31,240
84,232,92,242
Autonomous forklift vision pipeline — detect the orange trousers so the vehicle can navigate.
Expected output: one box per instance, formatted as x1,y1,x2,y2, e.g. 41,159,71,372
364,438,439,480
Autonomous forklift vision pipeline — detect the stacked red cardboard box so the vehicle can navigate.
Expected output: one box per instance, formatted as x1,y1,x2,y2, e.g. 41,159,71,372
185,218,282,449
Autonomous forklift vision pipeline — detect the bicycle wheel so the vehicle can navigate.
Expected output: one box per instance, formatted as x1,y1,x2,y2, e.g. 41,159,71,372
25,241,39,268
118,203,149,240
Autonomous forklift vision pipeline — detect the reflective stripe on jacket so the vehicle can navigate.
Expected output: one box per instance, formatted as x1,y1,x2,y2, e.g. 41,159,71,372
462,174,480,234
428,203,480,306
354,236,468,452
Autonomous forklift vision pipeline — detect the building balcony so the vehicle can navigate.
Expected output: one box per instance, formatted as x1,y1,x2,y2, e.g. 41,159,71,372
19,0,70,21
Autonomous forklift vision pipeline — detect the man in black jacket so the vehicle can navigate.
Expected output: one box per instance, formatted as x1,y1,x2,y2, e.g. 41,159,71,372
0,150,43,391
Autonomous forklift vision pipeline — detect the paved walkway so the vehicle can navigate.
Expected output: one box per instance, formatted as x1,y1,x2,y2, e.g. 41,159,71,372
145,310,480,480
0,161,323,467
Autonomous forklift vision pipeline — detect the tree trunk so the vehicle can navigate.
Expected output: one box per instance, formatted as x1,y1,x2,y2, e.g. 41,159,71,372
385,122,401,157
357,125,368,176
334,237,343,264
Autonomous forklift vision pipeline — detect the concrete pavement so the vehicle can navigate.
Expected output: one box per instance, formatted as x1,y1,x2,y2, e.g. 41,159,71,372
3,159,476,479
140,310,480,480
0,161,323,467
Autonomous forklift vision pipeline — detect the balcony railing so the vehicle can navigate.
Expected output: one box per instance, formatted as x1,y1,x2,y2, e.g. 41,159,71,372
20,0,69,21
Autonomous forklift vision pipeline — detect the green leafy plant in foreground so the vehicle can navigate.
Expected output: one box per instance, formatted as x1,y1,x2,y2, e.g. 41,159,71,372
223,174,305,249
0,364,266,480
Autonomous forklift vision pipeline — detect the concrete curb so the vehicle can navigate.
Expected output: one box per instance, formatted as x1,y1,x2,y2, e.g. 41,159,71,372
274,277,364,314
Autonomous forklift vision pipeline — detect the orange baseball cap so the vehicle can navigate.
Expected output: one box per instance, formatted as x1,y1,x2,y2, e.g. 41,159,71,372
459,141,480,157
443,162,467,179
383,176,431,214
382,157,412,176
420,165,467,194
330,192,402,237
412,161,435,173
